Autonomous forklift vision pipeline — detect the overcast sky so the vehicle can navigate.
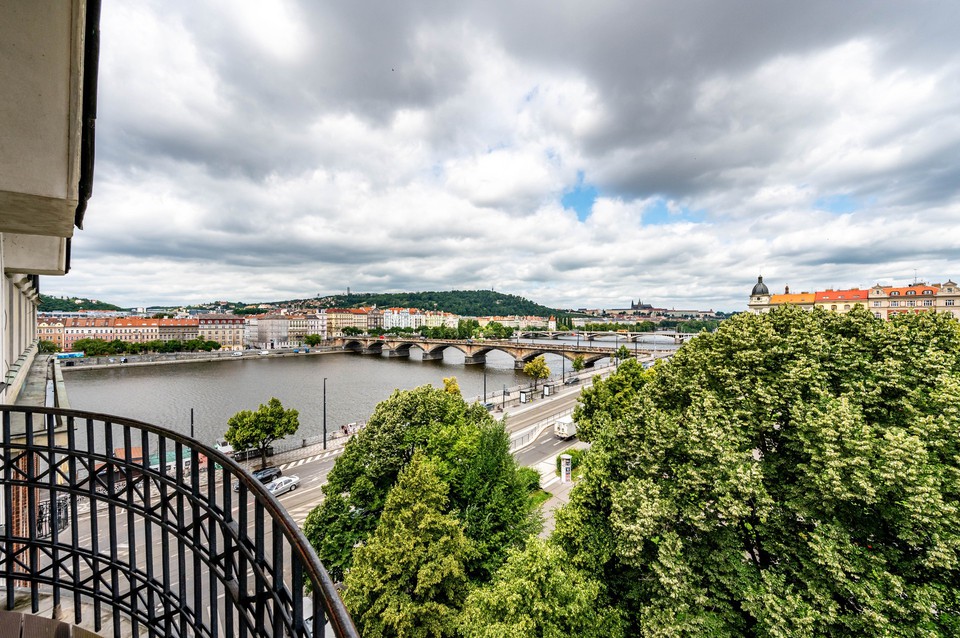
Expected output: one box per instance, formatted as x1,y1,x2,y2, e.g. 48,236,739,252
50,0,960,311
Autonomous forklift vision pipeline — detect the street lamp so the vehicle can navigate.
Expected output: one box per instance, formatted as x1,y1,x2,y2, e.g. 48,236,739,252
323,377,327,450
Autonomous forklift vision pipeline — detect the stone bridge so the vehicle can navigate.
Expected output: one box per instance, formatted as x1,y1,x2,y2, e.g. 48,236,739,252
516,329,691,343
332,337,647,368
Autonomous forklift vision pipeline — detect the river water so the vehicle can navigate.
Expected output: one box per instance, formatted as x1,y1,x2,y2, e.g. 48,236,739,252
62,336,678,446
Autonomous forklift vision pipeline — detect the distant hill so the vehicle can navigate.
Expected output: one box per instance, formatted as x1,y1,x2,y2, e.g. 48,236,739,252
38,290,560,318
306,290,559,317
39,295,125,313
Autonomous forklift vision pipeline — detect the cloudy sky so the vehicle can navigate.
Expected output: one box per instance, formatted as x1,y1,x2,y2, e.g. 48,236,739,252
51,0,960,311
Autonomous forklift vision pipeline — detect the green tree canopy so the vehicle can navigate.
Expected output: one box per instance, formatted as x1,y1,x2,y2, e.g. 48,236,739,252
556,306,960,635
224,397,299,469
461,539,623,638
523,356,550,390
303,385,539,583
571,354,585,372
343,452,473,638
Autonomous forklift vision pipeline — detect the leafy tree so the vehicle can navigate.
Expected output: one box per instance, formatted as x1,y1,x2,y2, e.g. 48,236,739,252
304,334,323,346
523,356,550,390
572,358,648,443
38,340,60,353
457,319,480,339
72,338,114,356
571,354,585,372
342,326,364,336
303,385,538,582
614,344,631,362
224,397,299,469
556,306,960,635
461,539,623,638
443,376,461,395
343,453,473,638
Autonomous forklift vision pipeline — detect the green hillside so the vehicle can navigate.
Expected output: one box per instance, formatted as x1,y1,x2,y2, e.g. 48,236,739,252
39,295,125,312
309,290,559,317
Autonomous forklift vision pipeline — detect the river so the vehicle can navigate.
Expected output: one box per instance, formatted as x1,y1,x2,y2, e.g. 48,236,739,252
62,336,679,446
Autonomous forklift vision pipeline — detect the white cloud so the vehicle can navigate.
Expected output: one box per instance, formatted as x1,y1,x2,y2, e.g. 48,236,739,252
49,0,960,312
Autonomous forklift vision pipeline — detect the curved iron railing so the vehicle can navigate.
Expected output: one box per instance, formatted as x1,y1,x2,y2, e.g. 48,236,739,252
0,405,359,637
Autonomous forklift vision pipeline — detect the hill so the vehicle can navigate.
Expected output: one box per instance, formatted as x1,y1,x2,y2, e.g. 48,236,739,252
39,295,125,313
306,290,558,317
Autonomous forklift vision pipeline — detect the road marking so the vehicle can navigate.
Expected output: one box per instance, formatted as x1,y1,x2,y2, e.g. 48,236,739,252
277,448,344,472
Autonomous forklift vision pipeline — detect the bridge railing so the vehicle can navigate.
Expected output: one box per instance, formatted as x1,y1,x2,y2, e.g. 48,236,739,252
0,405,359,638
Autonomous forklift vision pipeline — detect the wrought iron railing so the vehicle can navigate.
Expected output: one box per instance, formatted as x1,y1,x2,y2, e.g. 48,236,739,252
0,405,358,637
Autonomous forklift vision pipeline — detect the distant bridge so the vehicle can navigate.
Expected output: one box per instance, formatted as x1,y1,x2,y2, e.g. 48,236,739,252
515,329,692,343
331,336,655,368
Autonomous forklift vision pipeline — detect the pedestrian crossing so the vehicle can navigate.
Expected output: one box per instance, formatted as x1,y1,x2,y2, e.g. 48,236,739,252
275,446,344,472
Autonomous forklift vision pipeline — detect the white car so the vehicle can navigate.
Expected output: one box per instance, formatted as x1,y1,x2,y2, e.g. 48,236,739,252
259,350,270,355
265,475,300,496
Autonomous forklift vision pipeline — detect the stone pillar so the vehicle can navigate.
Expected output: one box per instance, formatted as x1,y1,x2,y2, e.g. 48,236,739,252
421,350,444,361
383,348,409,358
463,354,487,365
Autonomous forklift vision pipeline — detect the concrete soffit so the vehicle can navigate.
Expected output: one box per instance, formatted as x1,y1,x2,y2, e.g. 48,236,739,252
2,234,68,277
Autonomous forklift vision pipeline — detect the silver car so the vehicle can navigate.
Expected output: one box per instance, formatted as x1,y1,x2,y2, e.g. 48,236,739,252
265,475,300,496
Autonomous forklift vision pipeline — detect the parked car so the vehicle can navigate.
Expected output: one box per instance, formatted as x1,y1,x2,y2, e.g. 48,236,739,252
259,350,270,355
564,376,580,385
231,351,243,357
265,475,300,496
234,465,282,491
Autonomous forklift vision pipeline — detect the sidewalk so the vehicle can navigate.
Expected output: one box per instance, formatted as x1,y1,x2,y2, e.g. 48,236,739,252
535,441,588,538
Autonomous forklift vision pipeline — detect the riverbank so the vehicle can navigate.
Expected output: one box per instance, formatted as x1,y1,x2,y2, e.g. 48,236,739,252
58,345,346,371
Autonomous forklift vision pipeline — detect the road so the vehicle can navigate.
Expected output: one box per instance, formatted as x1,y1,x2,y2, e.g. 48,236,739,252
59,377,590,633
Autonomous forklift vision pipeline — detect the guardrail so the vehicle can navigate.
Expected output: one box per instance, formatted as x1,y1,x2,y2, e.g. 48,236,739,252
0,405,358,637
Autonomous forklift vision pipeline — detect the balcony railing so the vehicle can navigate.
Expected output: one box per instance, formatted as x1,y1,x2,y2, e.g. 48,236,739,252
0,405,358,637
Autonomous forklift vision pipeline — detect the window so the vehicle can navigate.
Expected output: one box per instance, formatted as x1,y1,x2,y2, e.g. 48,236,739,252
844,304,850,310
923,290,933,295
907,290,916,295
831,305,838,310
891,301,899,307
908,300,916,307
947,300,955,307
923,300,933,307
891,291,900,296
874,312,882,318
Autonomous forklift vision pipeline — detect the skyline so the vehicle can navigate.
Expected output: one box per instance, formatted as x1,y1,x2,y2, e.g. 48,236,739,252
48,0,960,312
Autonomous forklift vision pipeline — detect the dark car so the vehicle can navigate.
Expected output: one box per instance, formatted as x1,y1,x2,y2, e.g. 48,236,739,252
234,465,282,491
564,376,580,385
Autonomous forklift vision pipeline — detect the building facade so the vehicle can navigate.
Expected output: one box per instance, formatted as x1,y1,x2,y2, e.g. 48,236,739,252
749,277,960,320
198,314,244,350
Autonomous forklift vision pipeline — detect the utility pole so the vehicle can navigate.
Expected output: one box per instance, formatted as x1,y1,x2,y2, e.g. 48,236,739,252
323,377,327,450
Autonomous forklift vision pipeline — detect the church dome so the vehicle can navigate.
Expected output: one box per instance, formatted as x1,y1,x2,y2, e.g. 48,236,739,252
751,276,769,296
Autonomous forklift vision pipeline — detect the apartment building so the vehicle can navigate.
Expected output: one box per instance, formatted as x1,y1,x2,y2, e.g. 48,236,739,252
749,276,960,320
198,314,244,350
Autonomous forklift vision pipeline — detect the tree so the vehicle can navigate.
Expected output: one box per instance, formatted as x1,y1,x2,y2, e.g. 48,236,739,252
614,344,631,362
303,385,538,582
224,397,299,469
443,376,461,395
571,354,585,372
461,539,623,638
572,357,647,442
555,306,960,635
304,333,323,346
523,356,550,390
38,340,60,353
342,453,473,638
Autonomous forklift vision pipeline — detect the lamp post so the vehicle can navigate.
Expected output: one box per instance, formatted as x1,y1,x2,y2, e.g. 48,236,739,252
502,384,506,410
323,377,327,450
483,368,487,401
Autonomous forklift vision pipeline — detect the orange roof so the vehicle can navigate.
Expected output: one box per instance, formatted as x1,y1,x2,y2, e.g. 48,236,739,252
883,285,939,296
769,293,816,304
815,289,869,302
